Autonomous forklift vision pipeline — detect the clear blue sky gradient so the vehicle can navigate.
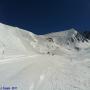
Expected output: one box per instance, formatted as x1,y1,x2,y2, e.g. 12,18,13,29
0,0,90,34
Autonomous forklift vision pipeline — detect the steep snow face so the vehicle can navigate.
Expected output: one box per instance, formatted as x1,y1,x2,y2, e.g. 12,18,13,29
0,23,38,58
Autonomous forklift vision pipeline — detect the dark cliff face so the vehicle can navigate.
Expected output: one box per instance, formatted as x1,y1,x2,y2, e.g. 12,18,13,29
75,32,88,42
67,31,88,44
81,31,90,40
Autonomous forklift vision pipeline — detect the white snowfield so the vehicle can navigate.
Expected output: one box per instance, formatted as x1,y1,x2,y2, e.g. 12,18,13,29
0,23,90,90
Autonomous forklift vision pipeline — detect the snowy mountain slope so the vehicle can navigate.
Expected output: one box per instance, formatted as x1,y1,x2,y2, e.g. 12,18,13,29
0,23,89,56
0,23,39,58
36,28,90,55
0,23,90,90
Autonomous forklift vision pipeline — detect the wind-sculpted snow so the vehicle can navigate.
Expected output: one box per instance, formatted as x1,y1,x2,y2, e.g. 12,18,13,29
0,23,90,90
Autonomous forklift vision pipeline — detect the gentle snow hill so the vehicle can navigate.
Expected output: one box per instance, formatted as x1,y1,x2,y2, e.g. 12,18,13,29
0,23,90,90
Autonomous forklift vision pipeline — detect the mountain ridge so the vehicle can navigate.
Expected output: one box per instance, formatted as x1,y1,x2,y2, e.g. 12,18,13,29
0,23,89,55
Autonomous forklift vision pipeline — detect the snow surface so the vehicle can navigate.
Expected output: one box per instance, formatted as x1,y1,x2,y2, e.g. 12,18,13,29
0,23,90,90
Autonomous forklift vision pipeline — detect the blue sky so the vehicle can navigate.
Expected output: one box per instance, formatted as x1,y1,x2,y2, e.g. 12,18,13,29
0,0,90,34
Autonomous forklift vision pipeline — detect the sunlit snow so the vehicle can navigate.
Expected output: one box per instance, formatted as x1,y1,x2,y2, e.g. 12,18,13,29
0,23,90,90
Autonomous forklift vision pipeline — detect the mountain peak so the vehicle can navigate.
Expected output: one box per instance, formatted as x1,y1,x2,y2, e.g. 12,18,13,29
65,28,78,35
66,28,77,32
45,28,87,43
